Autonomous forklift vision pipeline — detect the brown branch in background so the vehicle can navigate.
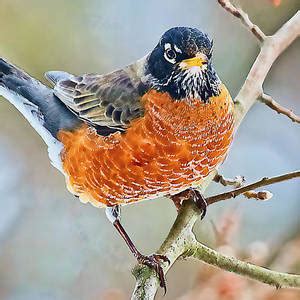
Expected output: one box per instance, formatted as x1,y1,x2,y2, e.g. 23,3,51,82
217,0,266,42
207,170,300,205
213,172,245,188
259,93,300,124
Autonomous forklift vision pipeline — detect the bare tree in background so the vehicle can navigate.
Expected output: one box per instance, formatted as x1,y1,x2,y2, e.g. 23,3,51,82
132,1,300,299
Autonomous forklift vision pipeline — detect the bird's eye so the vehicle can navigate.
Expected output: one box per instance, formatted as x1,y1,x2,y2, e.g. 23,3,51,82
164,48,177,63
166,49,176,60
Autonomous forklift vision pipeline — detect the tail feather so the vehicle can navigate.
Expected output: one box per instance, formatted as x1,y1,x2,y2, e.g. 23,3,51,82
0,58,81,171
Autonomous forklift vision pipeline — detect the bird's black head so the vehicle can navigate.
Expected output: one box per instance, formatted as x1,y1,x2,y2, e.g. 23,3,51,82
145,27,221,102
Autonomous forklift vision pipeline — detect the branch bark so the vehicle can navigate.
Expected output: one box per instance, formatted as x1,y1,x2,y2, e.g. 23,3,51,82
259,93,300,124
190,241,300,289
217,0,266,42
207,170,300,205
131,5,300,300
234,11,300,127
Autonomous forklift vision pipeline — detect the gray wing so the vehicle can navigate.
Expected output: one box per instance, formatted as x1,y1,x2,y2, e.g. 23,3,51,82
45,58,148,131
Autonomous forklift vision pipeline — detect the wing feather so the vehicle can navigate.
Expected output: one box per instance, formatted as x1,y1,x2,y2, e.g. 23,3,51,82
45,58,148,132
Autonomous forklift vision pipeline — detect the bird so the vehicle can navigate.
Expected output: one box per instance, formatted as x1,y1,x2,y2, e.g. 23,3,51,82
0,27,234,291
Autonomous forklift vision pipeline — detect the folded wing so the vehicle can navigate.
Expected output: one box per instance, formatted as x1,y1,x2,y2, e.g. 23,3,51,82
45,60,148,133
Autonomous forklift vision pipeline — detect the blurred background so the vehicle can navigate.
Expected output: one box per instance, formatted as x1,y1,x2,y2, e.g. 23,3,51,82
0,0,299,299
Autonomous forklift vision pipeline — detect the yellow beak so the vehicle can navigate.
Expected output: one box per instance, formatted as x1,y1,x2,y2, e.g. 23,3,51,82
180,54,207,69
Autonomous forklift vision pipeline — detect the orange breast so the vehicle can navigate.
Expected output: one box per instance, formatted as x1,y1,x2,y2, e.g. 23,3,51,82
57,85,234,207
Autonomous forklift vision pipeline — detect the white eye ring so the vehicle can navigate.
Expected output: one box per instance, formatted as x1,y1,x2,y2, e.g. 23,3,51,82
164,48,176,64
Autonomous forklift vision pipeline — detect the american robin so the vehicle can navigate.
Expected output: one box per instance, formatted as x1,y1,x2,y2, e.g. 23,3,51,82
0,27,234,291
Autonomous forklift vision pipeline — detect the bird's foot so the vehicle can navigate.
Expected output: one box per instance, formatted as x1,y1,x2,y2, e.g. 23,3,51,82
171,188,207,219
190,189,207,219
137,253,170,294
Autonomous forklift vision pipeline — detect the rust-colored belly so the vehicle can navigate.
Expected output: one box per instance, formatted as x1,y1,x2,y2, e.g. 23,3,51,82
57,86,234,207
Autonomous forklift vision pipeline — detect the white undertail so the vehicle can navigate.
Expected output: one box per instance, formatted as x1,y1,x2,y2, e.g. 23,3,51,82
0,86,63,172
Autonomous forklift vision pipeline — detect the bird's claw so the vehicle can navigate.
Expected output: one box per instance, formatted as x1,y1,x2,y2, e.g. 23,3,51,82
191,189,208,219
172,188,208,219
137,253,169,294
154,254,171,265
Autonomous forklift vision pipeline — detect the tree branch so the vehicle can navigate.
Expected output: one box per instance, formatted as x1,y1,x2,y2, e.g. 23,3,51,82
234,11,300,126
207,170,300,205
259,93,300,124
131,5,300,299
190,241,300,289
217,0,266,42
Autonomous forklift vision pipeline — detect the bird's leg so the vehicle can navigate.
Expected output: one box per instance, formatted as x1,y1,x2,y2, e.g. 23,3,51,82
105,206,170,293
171,188,208,219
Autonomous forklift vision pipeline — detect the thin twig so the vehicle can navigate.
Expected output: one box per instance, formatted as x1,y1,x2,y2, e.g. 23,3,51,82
259,93,300,124
213,173,245,188
190,241,300,288
207,170,300,205
217,0,266,42
234,11,300,126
